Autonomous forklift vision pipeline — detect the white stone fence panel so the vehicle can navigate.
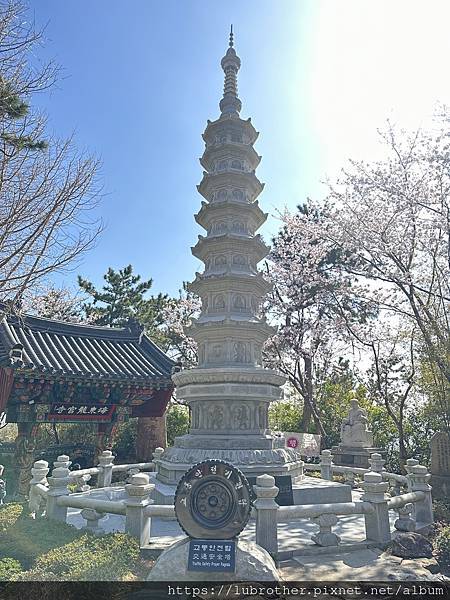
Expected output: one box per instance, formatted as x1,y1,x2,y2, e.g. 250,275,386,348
62,448,164,491
253,461,433,560
28,448,433,560
305,450,411,494
28,455,174,547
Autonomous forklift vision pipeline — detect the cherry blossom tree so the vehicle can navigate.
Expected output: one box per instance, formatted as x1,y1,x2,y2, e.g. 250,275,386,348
326,113,450,435
22,285,88,323
160,282,200,368
265,202,374,436
328,114,450,386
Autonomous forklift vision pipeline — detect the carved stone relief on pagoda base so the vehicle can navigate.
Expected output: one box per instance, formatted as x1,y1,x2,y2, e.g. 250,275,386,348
160,446,303,468
175,434,275,451
14,422,40,498
189,400,269,434
177,381,282,404
173,367,286,388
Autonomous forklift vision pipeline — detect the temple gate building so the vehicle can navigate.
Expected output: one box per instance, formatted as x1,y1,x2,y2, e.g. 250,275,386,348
0,312,174,496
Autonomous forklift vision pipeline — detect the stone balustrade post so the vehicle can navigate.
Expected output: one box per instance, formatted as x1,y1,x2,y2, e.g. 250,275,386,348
254,474,279,558
46,455,71,522
153,447,165,463
320,450,333,481
405,459,419,490
124,473,154,546
81,508,104,534
311,514,341,546
29,459,49,517
97,450,115,488
405,458,419,474
369,453,385,473
361,471,391,544
407,464,433,527
126,467,140,483
394,503,415,532
152,447,165,475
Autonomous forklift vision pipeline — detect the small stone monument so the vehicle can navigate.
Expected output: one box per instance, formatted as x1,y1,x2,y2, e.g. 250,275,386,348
430,431,450,499
148,460,279,581
332,399,384,468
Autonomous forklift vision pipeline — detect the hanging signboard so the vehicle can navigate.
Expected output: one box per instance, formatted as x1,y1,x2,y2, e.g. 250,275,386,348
47,404,115,422
284,432,321,457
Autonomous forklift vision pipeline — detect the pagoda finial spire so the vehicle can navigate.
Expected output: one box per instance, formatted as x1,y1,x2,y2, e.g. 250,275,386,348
219,26,241,117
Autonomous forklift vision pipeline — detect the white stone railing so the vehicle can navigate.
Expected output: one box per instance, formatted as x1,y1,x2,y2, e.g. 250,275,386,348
305,449,411,495
28,448,433,558
253,459,434,559
28,454,176,546
59,448,165,492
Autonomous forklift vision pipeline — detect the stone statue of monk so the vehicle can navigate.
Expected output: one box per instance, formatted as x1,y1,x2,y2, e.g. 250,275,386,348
340,399,374,447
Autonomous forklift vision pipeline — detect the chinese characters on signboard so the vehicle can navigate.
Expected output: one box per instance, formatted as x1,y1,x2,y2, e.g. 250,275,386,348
47,404,115,421
188,540,235,572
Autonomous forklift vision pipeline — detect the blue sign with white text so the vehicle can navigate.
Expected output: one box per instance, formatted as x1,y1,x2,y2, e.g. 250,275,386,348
187,539,236,572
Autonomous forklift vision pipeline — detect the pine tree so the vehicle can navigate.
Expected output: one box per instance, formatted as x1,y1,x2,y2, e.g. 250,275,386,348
78,265,168,344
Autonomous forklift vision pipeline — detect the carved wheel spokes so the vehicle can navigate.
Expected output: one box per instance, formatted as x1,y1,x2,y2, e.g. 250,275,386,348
175,460,251,539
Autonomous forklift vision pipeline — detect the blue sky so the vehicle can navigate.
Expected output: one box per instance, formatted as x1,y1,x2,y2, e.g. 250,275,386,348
29,0,450,297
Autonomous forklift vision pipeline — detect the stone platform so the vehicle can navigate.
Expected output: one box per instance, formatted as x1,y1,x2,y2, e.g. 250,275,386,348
280,549,443,581
292,476,351,504
148,473,351,505
332,445,385,469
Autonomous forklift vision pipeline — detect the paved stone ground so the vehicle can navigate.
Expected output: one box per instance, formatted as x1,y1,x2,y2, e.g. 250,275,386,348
279,549,444,581
66,488,446,582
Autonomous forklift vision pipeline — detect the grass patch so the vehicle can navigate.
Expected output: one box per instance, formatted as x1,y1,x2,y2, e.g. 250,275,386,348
0,557,23,581
0,503,82,569
0,502,149,580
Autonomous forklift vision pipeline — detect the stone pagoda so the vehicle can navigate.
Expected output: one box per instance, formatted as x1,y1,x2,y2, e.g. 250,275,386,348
156,29,304,485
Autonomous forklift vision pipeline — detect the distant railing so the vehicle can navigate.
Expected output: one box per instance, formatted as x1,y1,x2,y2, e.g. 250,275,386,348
28,448,172,546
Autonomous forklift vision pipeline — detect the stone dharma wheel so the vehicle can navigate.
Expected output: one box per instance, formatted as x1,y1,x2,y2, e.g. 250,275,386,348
175,460,252,539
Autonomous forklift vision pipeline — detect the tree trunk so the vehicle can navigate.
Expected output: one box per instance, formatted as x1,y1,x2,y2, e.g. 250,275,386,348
299,354,323,434
398,421,408,473
14,422,39,498
299,402,312,432
136,415,167,462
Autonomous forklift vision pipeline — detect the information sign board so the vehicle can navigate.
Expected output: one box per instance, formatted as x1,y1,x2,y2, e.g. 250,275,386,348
187,539,236,572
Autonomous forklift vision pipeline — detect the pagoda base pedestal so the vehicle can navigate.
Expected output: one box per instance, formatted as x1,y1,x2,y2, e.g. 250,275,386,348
154,442,304,486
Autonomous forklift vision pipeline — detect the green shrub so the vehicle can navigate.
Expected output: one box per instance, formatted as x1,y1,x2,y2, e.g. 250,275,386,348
0,557,23,580
0,502,23,534
0,505,81,568
112,419,138,461
434,525,450,570
433,498,450,525
30,532,140,581
166,404,189,445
